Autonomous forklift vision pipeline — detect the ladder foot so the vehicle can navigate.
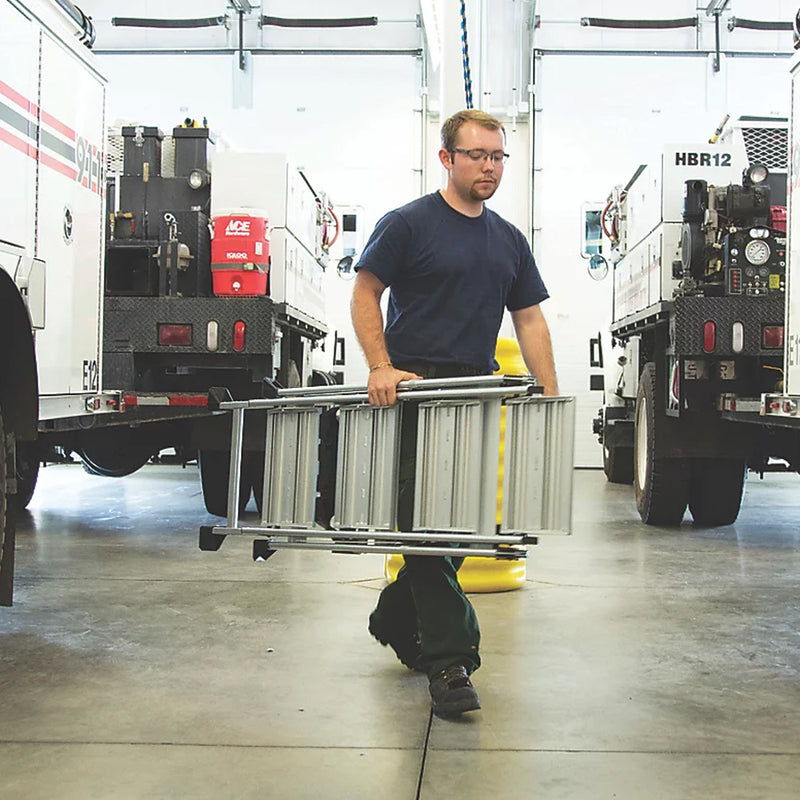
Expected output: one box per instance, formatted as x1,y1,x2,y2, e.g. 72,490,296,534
199,526,226,551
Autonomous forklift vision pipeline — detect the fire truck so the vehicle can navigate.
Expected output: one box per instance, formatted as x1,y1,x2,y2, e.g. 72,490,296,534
759,16,800,434
0,0,335,604
591,115,800,527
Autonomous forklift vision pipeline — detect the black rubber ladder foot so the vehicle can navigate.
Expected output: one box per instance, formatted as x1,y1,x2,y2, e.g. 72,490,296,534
199,526,227,552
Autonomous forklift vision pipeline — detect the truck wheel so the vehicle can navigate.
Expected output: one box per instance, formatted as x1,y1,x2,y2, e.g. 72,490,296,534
198,450,252,517
0,401,15,606
11,442,40,510
634,363,689,525
77,430,156,478
689,459,746,526
603,444,634,484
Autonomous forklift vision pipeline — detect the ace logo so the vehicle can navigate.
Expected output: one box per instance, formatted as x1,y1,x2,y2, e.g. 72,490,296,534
225,219,251,236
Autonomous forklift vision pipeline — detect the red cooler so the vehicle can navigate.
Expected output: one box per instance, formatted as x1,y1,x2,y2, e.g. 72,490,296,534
210,210,270,295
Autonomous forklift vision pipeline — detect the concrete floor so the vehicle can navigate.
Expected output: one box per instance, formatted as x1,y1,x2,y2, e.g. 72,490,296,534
2,464,800,799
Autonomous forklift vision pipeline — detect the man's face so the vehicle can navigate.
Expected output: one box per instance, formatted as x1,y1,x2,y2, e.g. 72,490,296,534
442,121,506,203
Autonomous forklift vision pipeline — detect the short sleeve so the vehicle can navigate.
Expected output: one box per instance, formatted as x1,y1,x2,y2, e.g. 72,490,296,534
506,231,549,311
355,211,412,288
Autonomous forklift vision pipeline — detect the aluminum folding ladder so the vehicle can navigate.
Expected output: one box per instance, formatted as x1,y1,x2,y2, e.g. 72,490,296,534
199,376,575,562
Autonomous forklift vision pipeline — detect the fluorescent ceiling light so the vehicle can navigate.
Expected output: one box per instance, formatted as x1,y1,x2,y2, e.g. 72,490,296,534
419,0,442,71
705,0,731,15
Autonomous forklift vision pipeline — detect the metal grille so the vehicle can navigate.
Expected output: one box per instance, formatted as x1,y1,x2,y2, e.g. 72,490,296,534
105,131,175,177
741,127,788,170
106,132,124,176
161,136,175,178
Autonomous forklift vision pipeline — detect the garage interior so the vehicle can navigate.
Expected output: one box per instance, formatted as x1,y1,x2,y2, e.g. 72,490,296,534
3,0,800,797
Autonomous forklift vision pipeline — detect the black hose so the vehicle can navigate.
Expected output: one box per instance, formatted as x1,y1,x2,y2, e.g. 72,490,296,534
261,15,377,29
112,17,226,29
580,17,697,30
728,18,793,32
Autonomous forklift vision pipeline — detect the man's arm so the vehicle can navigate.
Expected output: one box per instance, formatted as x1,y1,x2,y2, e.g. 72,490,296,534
510,304,559,396
350,269,421,406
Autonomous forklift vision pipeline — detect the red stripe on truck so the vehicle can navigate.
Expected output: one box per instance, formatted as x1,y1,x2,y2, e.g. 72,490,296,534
0,78,77,140
123,395,209,407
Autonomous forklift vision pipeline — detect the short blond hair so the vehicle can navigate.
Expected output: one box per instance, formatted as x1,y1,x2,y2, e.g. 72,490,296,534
440,109,505,152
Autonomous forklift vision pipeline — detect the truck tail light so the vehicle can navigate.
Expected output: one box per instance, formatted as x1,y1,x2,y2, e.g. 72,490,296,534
207,321,219,351
731,321,744,353
158,323,192,346
703,321,716,353
763,325,784,349
233,320,246,351
671,361,680,404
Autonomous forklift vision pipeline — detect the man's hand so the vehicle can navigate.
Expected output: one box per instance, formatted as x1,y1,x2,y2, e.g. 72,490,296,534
368,365,423,406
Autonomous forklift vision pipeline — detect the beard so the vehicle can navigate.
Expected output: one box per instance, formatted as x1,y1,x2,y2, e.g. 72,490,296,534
469,180,498,201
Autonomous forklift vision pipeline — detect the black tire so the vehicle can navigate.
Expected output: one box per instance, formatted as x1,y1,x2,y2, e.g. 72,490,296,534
634,363,690,525
689,459,746,526
198,449,252,517
77,430,156,478
0,400,14,606
603,444,634,484
11,442,40,510
311,369,338,387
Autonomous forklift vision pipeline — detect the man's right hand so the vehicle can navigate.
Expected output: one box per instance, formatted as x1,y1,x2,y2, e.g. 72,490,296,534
367,365,423,407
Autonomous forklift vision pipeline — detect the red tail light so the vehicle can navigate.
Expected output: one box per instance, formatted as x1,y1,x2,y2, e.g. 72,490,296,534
158,323,192,346
233,320,246,351
703,321,716,353
763,325,784,349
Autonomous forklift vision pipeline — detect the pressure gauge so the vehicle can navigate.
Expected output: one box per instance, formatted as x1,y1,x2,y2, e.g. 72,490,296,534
744,239,771,266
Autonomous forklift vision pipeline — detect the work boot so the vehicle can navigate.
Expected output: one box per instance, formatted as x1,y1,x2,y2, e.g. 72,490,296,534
368,612,422,671
429,665,481,718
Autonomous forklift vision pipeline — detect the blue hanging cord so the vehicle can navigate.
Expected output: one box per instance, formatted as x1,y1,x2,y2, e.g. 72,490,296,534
459,0,474,109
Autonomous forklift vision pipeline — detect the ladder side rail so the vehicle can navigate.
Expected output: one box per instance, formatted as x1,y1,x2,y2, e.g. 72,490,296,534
277,374,528,397
226,407,246,528
219,384,534,411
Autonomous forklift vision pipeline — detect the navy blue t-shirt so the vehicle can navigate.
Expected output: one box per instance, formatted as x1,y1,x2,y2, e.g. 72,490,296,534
356,191,549,373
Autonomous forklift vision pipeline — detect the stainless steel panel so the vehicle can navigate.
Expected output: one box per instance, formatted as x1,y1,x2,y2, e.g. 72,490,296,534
260,407,321,527
413,399,501,534
333,404,400,530
502,396,575,534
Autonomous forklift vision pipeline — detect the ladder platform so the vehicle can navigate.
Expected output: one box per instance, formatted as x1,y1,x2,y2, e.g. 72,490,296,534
200,376,575,561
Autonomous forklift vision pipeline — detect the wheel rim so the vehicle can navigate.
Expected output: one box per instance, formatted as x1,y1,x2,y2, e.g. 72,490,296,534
635,394,649,491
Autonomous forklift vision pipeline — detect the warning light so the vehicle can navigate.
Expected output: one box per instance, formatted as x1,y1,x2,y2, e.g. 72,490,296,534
703,321,716,353
233,320,246,351
762,325,784,349
158,323,192,346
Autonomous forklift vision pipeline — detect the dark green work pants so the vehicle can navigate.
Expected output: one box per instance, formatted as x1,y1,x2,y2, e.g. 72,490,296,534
370,362,485,678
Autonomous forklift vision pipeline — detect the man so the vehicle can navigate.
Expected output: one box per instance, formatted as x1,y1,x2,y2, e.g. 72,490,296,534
351,109,558,719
